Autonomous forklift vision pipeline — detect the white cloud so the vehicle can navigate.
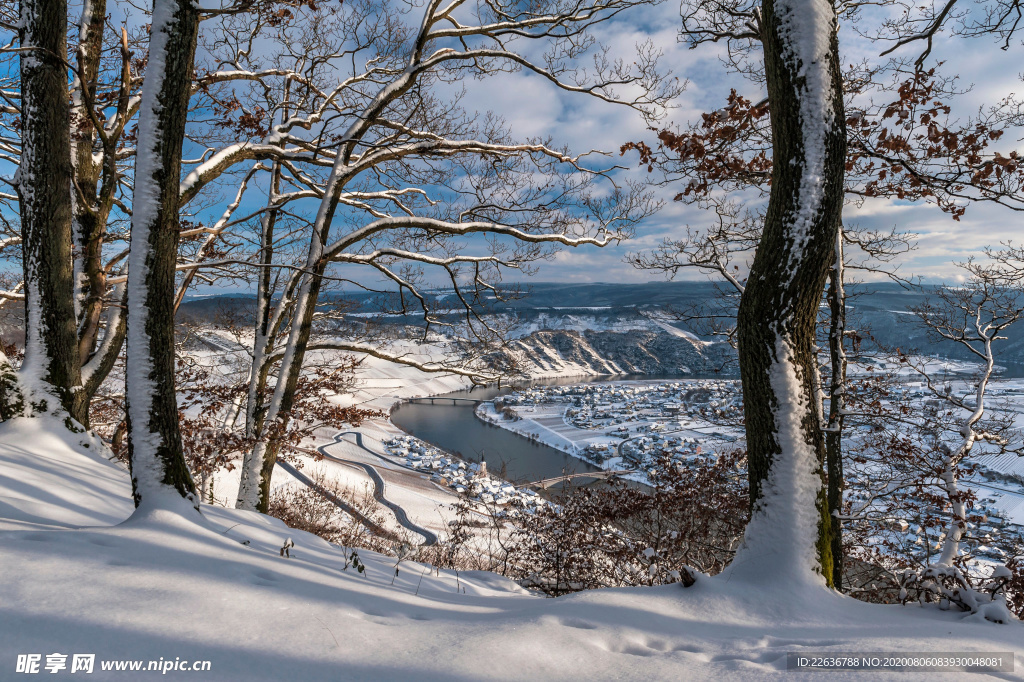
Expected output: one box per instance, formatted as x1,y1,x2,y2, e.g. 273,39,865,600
517,3,1024,284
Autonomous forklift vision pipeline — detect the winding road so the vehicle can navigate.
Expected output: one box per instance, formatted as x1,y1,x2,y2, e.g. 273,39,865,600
274,459,399,541
289,431,439,546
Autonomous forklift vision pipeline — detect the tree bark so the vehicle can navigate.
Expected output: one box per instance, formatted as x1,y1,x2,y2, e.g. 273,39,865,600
71,0,109,369
237,256,327,513
733,0,846,586
825,229,846,590
236,163,283,512
71,5,136,424
12,0,86,422
124,0,199,509
236,84,320,515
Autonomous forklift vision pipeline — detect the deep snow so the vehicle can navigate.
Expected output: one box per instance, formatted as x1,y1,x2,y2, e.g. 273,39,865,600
1,417,1021,681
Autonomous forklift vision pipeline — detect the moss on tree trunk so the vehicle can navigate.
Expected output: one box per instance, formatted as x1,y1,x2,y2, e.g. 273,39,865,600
14,0,86,423
125,0,199,506
735,0,847,587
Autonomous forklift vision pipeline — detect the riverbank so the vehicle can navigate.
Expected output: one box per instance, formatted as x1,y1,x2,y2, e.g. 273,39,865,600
472,379,746,488
474,400,620,475
206,350,628,541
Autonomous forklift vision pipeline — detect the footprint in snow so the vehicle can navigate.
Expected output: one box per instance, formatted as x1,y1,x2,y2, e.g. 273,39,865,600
602,637,690,658
86,535,120,547
246,568,279,586
559,618,598,630
614,643,657,657
358,609,398,626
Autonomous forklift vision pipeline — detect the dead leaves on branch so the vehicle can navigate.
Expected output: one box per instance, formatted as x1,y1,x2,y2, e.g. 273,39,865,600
622,90,772,198
622,69,1024,219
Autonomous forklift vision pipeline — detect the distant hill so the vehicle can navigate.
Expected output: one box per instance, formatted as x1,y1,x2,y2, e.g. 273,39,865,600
178,281,1024,376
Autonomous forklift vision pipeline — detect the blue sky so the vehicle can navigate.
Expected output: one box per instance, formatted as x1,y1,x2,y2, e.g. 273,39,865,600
449,0,1024,286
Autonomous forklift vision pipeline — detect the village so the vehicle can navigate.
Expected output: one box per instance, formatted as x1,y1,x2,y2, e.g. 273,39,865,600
476,379,745,482
383,434,548,511
472,376,1024,566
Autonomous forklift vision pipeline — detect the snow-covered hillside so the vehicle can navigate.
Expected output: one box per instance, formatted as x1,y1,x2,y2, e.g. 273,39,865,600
504,328,734,377
2,417,1021,681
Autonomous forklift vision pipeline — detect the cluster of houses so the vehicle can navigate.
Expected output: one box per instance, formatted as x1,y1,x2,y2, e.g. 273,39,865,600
488,375,1024,556
486,376,1024,563
500,380,742,431
492,380,746,473
383,435,546,511
619,433,722,467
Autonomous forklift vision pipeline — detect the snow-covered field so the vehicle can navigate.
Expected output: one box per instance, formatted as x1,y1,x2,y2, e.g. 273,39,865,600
2,417,1023,680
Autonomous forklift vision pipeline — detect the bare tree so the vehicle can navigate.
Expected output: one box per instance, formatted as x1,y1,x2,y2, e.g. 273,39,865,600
69,13,141,421
191,0,681,512
908,256,1024,565
835,252,1024,618
626,0,850,585
729,0,847,586
0,2,153,425
0,1,327,429
623,1,1023,590
876,0,1024,64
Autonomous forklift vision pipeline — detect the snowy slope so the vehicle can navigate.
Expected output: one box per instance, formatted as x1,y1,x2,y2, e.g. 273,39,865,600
506,328,733,377
2,417,1022,681
0,419,131,530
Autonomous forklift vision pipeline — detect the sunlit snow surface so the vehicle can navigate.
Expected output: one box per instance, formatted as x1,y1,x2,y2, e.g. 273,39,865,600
1,417,1021,680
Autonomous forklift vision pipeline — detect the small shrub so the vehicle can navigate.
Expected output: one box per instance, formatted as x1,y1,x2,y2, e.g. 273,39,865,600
268,468,408,555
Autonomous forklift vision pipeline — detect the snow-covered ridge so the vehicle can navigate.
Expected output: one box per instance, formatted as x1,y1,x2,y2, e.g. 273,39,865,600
503,328,735,378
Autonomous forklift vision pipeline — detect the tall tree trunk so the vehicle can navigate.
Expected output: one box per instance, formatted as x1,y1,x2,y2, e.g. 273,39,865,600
938,337,993,565
825,228,846,590
236,258,327,513
236,39,429,513
732,0,846,587
255,438,282,513
236,88,308,514
246,157,287,439
71,5,136,426
124,0,199,509
71,0,109,368
10,0,86,422
235,167,282,512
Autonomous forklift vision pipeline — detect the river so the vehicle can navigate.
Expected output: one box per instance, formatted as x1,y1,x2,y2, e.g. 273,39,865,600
389,374,718,489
